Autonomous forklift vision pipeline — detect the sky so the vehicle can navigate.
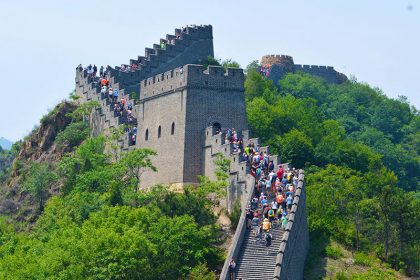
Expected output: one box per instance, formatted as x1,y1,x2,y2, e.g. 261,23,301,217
0,0,419,142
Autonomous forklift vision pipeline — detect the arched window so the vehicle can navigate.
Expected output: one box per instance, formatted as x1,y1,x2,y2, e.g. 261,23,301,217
171,122,175,135
158,126,162,138
212,122,221,135
145,129,149,141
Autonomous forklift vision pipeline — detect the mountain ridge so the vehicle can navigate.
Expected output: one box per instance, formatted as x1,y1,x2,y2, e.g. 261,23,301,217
0,137,12,150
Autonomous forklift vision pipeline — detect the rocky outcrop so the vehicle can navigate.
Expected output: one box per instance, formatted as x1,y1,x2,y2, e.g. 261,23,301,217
0,101,77,224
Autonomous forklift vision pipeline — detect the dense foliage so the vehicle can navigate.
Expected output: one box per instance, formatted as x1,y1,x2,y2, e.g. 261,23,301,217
0,135,223,279
244,69,420,276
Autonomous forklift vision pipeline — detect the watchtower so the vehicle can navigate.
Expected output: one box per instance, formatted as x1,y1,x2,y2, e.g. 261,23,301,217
136,64,248,188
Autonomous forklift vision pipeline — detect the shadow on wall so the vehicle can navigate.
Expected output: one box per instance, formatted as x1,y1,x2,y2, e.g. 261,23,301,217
303,231,329,280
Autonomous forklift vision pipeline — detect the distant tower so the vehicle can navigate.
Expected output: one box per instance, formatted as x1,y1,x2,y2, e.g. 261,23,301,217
261,54,347,86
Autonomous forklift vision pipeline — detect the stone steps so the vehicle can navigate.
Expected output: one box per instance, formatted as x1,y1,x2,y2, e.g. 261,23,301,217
234,198,284,280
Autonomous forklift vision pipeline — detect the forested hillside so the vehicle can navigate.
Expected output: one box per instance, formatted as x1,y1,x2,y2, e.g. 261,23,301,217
244,66,420,278
0,98,227,279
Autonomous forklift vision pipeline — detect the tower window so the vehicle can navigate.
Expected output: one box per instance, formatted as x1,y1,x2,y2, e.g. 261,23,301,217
158,126,162,138
171,122,175,135
145,129,149,141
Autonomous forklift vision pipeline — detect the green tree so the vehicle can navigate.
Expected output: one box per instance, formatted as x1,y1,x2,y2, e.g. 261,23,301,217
119,148,157,191
55,121,90,151
187,263,216,280
67,100,100,122
221,59,240,70
23,163,58,212
277,129,314,168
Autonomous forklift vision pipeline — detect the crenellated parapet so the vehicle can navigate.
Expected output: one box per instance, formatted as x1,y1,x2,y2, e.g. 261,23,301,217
274,170,309,280
107,25,214,95
139,64,244,100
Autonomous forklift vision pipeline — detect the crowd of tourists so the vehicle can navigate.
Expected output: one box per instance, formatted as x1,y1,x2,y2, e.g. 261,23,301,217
228,144,299,279
229,165,298,279
105,90,137,146
248,165,298,237
217,126,298,244
78,64,138,146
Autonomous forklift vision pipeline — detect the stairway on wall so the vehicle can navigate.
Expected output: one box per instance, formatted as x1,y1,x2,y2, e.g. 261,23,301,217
234,204,284,279
78,72,138,150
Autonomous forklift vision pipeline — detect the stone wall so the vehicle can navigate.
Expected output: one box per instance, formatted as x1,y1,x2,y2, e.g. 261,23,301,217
274,170,309,280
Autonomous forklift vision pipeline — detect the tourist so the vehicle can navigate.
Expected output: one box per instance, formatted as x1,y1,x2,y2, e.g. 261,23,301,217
286,194,293,210
131,133,136,145
113,89,119,102
281,176,288,188
293,174,299,188
271,200,278,216
252,214,260,237
229,259,236,280
281,214,288,230
246,207,253,229
277,165,284,181
265,232,272,247
101,85,107,97
268,208,275,225
262,218,271,234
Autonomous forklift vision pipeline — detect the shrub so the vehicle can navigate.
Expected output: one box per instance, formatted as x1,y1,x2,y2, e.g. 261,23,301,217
354,252,373,267
325,245,343,259
55,121,90,150
334,271,348,280
229,200,242,230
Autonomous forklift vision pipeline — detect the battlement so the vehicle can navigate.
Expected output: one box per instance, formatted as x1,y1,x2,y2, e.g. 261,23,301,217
260,54,347,85
93,25,214,96
186,64,244,89
294,64,335,72
261,54,294,67
130,25,213,72
139,67,186,100
139,64,244,100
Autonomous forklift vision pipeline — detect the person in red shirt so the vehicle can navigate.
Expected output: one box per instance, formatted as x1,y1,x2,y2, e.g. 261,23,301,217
277,166,284,180
101,78,108,87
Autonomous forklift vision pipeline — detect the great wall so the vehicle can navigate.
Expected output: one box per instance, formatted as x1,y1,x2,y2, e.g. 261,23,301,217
76,25,346,279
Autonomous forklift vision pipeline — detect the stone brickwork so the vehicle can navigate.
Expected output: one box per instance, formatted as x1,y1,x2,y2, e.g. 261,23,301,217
262,54,347,85
274,170,309,280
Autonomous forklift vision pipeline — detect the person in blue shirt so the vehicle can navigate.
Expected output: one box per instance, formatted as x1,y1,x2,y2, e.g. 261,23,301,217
261,197,268,208
286,195,293,210
113,89,119,102
281,176,288,188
